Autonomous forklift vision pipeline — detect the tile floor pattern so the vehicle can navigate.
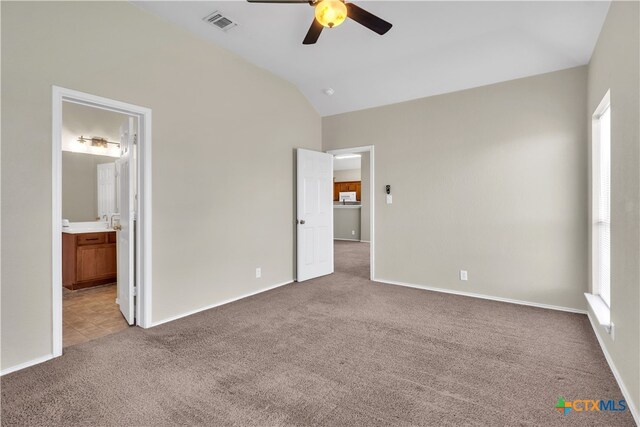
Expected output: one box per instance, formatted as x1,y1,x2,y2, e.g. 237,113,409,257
63,284,129,347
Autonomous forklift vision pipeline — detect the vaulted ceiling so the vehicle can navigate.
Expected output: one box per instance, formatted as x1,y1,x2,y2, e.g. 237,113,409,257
135,1,610,116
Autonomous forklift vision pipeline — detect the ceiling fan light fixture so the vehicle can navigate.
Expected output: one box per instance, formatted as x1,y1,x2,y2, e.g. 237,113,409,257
314,0,347,28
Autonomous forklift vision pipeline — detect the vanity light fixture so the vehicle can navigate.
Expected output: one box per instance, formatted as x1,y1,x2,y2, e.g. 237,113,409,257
334,154,361,160
77,135,120,149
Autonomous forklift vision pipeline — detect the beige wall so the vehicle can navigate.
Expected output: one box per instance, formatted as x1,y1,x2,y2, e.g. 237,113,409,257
1,2,321,370
62,152,115,222
334,169,361,182
587,0,640,413
334,208,361,240
324,66,588,310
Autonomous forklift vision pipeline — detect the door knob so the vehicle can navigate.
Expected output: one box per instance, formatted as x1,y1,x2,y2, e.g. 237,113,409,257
300,220,306,225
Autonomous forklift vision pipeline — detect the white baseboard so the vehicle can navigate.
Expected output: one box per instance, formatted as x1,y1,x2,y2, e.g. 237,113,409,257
334,238,360,242
586,313,640,426
1,353,54,376
151,280,293,327
374,278,587,314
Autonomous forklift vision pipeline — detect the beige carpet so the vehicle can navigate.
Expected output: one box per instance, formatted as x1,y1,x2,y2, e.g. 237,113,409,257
1,241,634,426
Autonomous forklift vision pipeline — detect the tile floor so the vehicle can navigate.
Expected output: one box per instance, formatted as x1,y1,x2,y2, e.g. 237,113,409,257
63,284,129,348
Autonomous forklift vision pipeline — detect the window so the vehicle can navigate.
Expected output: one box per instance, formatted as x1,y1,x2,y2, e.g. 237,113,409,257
592,91,611,307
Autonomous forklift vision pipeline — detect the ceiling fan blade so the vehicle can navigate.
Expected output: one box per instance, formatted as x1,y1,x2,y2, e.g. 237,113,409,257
303,19,323,45
246,0,310,3
346,3,392,35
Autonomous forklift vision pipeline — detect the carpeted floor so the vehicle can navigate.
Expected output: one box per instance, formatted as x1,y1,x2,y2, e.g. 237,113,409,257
1,241,634,426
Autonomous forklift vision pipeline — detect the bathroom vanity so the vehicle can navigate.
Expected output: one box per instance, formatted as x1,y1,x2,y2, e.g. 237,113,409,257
62,229,117,290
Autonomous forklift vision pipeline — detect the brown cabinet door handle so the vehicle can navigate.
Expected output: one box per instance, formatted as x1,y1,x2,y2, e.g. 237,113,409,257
86,238,99,241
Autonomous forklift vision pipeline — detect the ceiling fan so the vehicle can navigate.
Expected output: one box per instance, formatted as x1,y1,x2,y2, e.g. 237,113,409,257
246,0,392,45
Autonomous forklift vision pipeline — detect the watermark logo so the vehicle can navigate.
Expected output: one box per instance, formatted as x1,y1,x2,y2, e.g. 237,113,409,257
555,397,572,415
554,396,627,416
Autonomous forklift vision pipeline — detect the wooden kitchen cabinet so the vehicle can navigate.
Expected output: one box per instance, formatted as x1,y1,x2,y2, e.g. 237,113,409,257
63,232,117,290
333,181,362,201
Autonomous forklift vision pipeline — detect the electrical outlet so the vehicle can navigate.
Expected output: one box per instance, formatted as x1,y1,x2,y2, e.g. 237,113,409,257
460,270,468,281
386,194,393,204
352,230,356,235
255,267,261,279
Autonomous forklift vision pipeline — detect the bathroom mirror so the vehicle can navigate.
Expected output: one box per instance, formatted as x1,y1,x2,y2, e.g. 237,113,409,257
62,152,118,222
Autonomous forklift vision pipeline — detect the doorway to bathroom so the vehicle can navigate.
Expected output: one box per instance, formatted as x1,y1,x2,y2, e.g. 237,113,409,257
52,87,152,357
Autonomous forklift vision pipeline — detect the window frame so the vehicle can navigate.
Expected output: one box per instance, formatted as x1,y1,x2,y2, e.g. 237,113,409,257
591,90,611,308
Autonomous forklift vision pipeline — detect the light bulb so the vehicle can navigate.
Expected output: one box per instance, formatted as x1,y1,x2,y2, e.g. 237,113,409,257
314,0,347,28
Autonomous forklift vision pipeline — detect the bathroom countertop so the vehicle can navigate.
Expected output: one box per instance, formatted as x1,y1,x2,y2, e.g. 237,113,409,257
62,228,114,234
62,221,114,234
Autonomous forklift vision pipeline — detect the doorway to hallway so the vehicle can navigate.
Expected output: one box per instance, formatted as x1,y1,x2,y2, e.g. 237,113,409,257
328,146,375,280
294,145,375,283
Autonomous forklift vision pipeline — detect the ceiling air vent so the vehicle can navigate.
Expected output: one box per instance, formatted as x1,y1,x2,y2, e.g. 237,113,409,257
203,11,238,32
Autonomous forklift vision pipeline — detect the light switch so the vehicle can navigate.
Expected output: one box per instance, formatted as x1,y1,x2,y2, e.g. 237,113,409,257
386,194,393,204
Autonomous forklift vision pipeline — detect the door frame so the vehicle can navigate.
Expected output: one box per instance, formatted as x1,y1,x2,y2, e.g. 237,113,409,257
326,145,375,279
52,86,153,357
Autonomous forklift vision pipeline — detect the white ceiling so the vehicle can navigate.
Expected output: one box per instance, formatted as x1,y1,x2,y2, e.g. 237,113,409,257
134,1,610,116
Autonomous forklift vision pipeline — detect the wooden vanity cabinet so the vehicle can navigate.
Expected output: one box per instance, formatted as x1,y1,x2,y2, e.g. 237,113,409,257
63,232,117,290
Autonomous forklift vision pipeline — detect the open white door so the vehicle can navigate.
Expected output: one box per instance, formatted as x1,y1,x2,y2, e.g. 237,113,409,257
115,117,135,325
296,148,334,281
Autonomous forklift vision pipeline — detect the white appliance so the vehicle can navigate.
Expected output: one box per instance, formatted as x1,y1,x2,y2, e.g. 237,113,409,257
339,191,357,202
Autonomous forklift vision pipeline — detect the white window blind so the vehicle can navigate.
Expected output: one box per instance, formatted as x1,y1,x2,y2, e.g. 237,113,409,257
594,104,611,307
